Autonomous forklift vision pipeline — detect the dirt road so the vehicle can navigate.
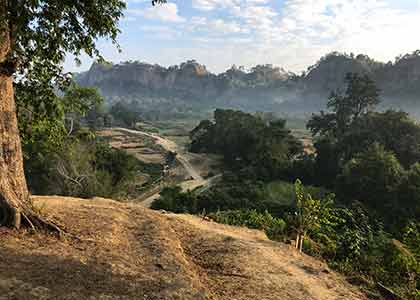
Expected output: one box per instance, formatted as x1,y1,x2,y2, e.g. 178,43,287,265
114,128,213,207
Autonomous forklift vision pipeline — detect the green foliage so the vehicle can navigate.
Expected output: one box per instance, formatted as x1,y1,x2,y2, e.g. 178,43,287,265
209,209,286,239
307,73,390,188
151,175,326,218
307,72,420,224
25,135,160,200
109,102,141,127
301,71,420,297
62,85,103,115
337,143,404,217
17,82,153,200
151,186,197,213
8,0,126,137
307,73,380,138
20,84,110,196
399,164,420,218
292,180,341,248
287,153,317,185
95,143,139,185
311,138,341,187
18,84,104,154
403,222,420,261
295,179,314,231
341,110,420,167
190,109,302,179
382,240,419,297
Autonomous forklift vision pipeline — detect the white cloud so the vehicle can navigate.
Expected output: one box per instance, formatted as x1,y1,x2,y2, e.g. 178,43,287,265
128,3,185,23
140,25,181,40
184,0,420,72
209,19,244,34
65,0,420,75
192,0,240,11
274,0,420,65
189,17,246,35
191,16,206,24
245,0,269,3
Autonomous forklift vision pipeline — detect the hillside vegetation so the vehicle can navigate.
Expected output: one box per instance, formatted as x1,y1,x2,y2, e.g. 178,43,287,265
152,74,420,299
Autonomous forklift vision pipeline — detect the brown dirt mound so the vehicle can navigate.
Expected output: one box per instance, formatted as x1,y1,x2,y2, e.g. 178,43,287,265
0,196,366,300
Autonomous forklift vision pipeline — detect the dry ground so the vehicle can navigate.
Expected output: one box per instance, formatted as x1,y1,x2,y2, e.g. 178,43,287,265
98,129,166,165
0,196,366,300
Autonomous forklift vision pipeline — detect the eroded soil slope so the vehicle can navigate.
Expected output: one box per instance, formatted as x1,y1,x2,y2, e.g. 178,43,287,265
0,196,366,300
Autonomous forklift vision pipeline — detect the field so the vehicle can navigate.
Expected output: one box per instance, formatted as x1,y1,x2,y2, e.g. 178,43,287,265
98,129,167,165
137,119,200,150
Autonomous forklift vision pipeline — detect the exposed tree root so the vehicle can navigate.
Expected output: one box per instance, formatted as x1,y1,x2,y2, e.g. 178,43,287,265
0,199,65,238
21,209,65,238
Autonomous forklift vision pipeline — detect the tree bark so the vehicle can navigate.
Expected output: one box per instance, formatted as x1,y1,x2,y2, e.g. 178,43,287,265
0,73,28,228
0,1,60,233
0,1,27,228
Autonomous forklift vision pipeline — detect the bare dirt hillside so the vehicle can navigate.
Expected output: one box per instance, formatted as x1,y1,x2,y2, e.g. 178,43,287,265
0,196,366,300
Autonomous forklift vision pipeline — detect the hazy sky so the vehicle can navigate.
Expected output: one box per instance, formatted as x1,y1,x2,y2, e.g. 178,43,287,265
64,0,420,74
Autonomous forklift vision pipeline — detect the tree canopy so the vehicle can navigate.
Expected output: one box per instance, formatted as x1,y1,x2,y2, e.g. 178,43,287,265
307,73,380,138
190,109,302,178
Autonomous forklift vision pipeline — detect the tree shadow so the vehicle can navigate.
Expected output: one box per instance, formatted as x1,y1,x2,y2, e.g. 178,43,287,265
0,248,159,300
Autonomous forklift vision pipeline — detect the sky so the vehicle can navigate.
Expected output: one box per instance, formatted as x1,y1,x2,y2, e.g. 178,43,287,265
64,0,420,74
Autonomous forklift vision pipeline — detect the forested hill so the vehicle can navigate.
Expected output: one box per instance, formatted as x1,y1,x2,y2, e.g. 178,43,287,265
76,51,420,116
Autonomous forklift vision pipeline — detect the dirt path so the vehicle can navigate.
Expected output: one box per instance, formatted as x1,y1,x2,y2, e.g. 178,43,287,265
0,196,367,300
115,127,203,181
114,128,216,207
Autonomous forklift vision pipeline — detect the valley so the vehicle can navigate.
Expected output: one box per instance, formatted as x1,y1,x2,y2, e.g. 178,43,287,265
2,2,420,298
99,126,223,208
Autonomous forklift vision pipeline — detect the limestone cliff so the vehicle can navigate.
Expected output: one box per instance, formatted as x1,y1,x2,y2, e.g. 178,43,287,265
76,51,420,115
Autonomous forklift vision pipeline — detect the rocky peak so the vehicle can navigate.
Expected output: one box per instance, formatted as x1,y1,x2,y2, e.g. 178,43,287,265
303,52,377,93
179,60,209,76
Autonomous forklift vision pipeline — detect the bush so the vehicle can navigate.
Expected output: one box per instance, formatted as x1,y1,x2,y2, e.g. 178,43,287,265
25,136,160,200
382,239,419,297
151,186,197,213
208,209,286,239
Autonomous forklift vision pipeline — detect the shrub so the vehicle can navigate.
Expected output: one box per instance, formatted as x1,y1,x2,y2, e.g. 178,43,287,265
382,239,419,297
208,209,286,239
151,186,197,213
25,136,158,200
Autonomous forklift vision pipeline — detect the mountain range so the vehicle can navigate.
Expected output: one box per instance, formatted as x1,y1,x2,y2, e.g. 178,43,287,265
76,50,420,118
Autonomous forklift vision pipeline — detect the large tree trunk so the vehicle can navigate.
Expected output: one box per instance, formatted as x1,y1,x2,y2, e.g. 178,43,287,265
0,2,60,232
0,73,29,228
0,1,28,228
